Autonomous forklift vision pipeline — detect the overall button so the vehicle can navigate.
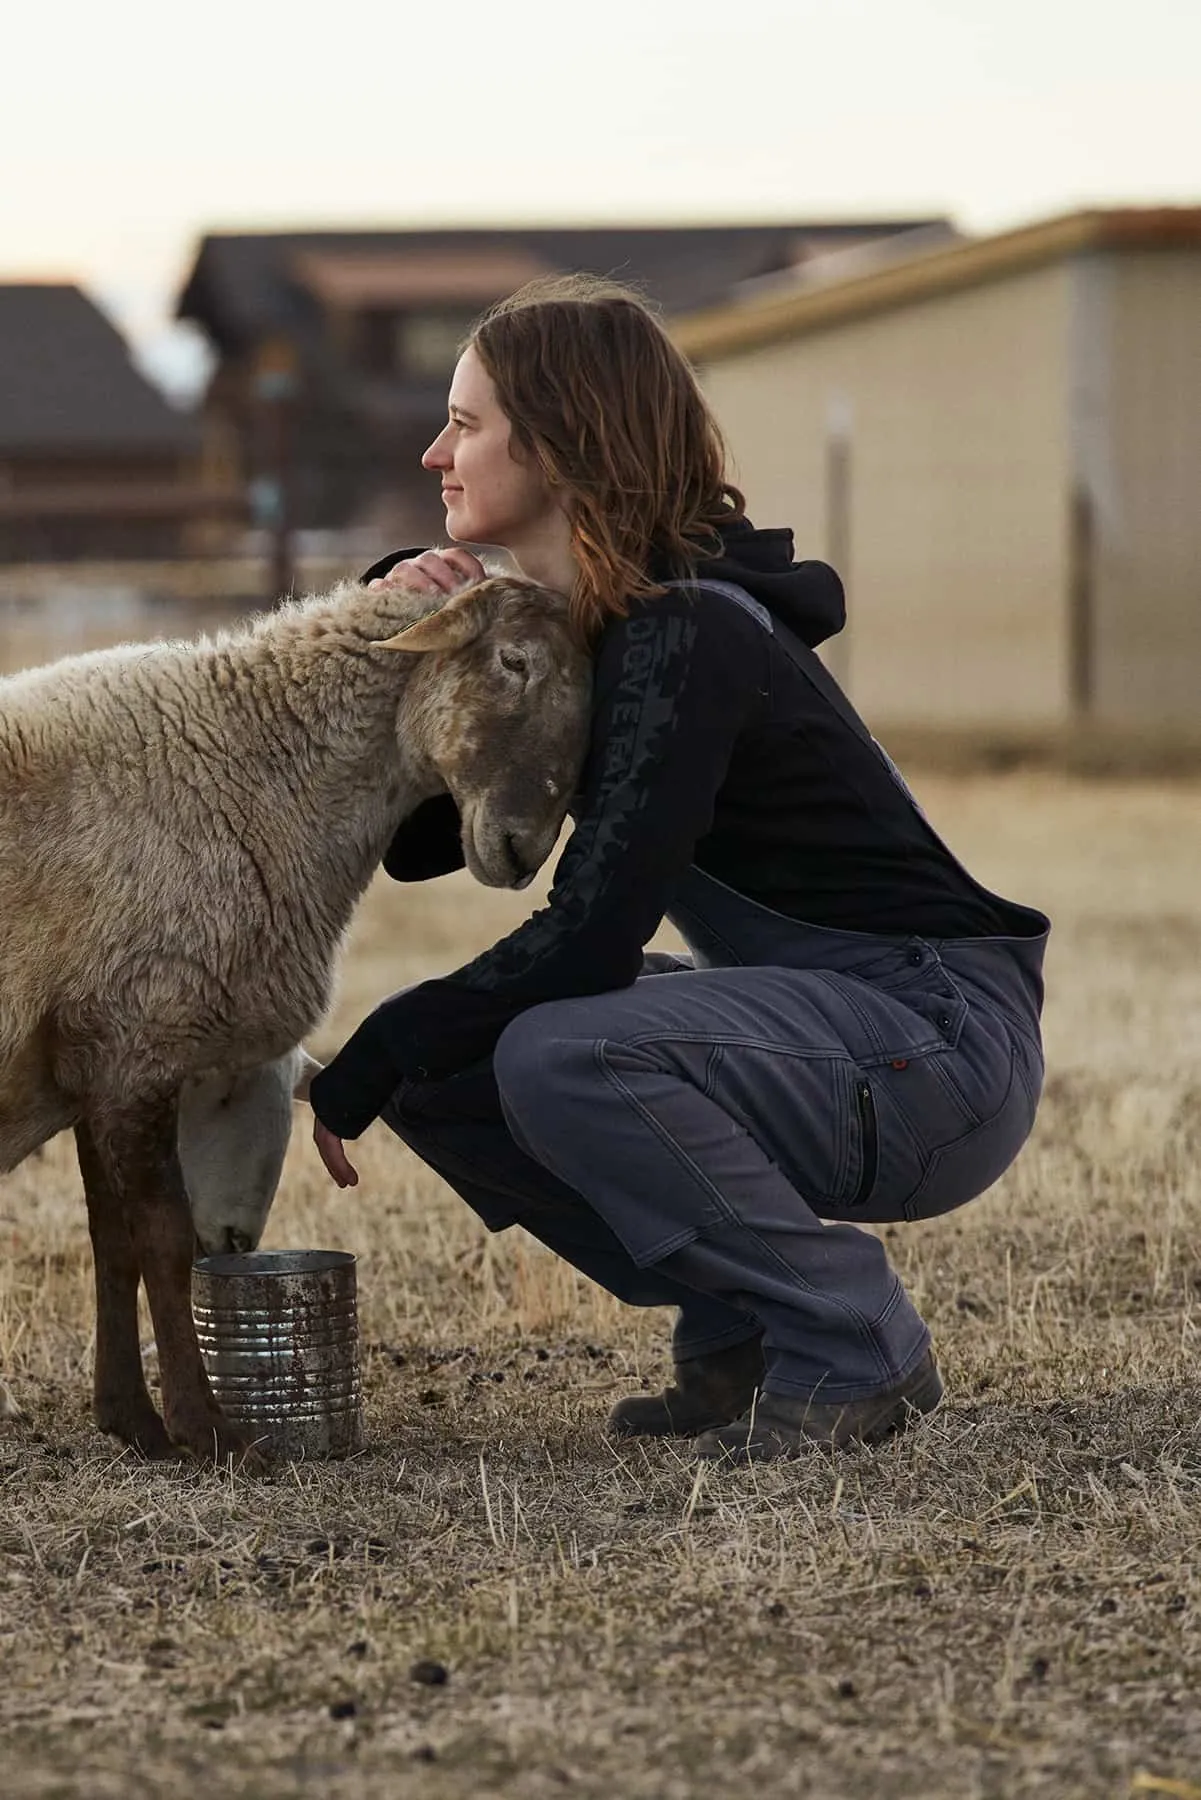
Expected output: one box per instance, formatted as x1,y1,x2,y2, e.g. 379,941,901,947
907,948,923,966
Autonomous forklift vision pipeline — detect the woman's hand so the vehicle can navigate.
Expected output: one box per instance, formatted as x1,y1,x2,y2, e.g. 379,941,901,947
313,1118,359,1189
368,547,486,598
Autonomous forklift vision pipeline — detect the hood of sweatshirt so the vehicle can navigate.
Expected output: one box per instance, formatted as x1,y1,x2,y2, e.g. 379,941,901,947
362,516,846,651
688,515,845,649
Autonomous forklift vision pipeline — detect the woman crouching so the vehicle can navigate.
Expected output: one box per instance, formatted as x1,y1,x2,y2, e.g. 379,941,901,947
308,275,1049,1463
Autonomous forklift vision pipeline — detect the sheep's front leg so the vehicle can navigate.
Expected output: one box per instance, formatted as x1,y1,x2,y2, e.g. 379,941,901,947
75,1121,177,1459
87,1096,264,1469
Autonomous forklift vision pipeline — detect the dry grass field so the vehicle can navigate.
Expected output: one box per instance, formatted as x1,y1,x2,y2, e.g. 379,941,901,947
3,609,1201,1797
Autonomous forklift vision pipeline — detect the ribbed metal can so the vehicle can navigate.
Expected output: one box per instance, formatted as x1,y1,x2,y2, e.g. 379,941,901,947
192,1249,363,1461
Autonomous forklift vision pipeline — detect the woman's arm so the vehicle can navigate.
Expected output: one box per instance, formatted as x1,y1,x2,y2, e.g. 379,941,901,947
382,795,466,881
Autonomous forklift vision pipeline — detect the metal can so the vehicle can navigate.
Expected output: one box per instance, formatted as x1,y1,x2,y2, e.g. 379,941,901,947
192,1249,363,1460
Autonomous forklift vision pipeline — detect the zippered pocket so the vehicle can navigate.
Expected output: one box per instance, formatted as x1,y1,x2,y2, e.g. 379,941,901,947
851,1079,878,1207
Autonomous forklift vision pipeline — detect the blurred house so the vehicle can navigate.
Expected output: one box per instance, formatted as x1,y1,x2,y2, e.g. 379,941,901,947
673,207,1201,738
0,285,235,562
176,222,947,546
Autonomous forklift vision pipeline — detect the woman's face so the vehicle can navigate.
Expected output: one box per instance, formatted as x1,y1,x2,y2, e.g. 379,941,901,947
422,346,559,548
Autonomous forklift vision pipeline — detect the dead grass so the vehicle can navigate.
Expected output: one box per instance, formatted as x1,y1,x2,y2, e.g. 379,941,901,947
3,603,1201,1795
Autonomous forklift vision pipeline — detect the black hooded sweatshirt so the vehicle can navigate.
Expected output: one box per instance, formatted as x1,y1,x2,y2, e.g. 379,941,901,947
309,521,1019,1139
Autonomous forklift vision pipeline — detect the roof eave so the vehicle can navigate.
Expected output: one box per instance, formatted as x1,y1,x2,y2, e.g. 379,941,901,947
671,207,1201,362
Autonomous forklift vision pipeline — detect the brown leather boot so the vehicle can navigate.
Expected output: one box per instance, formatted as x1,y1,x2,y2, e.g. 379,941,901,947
694,1347,943,1463
607,1334,766,1438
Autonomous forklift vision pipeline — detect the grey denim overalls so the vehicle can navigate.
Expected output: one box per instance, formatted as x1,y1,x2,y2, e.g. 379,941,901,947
383,582,1050,1403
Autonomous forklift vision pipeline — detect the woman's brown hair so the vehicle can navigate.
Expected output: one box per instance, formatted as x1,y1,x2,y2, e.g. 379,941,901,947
467,274,746,641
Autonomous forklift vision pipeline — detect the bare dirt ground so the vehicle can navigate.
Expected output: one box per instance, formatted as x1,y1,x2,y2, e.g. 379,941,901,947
3,603,1201,1796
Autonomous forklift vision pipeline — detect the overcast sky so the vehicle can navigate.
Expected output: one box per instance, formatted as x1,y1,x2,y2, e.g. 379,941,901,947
6,0,1200,395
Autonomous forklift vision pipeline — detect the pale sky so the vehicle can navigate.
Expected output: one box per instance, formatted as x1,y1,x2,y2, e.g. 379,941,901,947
6,0,1200,397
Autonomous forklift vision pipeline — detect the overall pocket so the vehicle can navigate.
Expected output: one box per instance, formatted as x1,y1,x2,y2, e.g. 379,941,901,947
835,973,1021,1221
849,1077,879,1208
900,1041,1038,1221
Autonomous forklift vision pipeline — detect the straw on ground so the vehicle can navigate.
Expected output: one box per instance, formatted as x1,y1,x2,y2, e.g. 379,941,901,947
2,765,1201,1799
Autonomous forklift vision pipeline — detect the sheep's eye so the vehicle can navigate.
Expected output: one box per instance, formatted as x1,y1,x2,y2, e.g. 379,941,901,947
499,648,528,675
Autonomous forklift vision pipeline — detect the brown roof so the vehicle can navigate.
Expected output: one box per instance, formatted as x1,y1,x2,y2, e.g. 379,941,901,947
672,207,1201,361
0,285,197,455
292,247,554,307
177,221,950,353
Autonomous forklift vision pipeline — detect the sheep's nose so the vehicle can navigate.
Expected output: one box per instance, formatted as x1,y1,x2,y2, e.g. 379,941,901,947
504,833,536,889
223,1228,255,1255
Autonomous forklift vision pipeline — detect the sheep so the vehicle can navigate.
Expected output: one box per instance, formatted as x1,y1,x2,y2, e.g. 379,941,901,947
0,574,592,1465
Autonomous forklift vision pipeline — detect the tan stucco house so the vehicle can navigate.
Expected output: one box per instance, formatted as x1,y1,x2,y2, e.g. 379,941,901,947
672,209,1201,739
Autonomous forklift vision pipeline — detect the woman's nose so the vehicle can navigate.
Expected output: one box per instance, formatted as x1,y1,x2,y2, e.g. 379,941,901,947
422,430,452,471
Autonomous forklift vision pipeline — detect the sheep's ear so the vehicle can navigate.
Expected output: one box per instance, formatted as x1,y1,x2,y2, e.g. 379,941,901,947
378,585,493,654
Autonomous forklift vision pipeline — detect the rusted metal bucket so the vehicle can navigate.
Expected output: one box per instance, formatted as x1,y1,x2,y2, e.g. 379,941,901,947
192,1249,363,1460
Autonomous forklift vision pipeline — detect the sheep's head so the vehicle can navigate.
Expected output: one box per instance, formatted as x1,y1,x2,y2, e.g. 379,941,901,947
180,1049,321,1256
383,577,591,889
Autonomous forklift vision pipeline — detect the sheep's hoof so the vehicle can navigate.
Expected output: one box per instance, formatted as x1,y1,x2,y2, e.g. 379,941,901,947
168,1409,270,1473
95,1399,181,1461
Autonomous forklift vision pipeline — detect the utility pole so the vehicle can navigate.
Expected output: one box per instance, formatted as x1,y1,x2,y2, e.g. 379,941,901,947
252,339,299,603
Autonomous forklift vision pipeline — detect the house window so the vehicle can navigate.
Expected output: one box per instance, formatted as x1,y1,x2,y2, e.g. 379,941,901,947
395,310,479,377
358,310,399,374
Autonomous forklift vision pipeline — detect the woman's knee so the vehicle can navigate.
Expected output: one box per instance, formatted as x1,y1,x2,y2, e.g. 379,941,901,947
493,1004,597,1127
